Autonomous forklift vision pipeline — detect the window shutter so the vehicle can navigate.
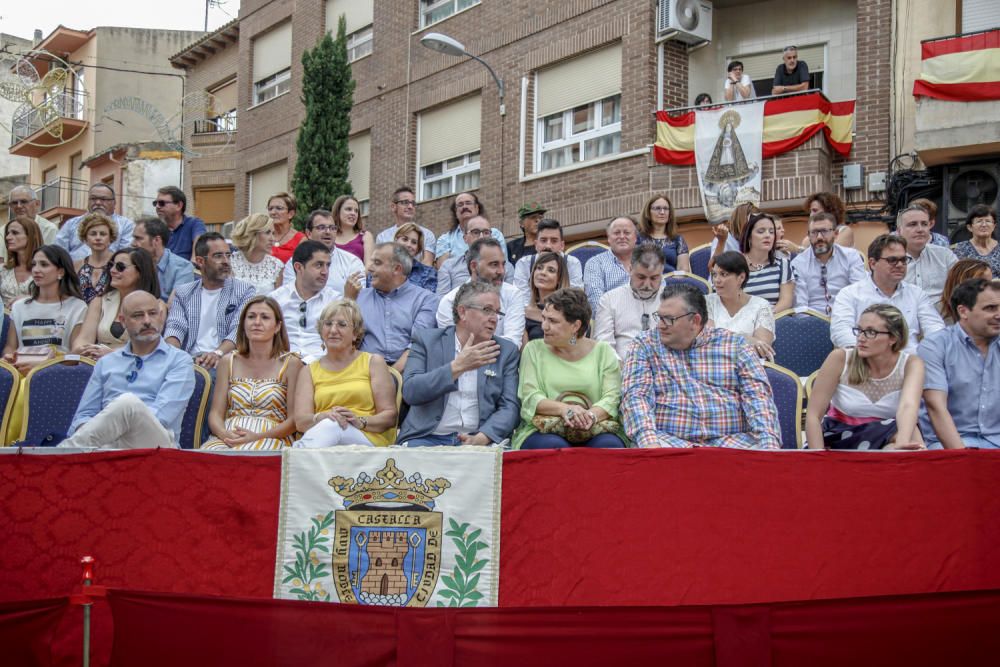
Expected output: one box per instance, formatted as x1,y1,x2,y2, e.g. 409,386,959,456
349,133,371,201
326,0,374,35
249,162,288,214
536,43,622,117
419,95,482,166
252,23,292,82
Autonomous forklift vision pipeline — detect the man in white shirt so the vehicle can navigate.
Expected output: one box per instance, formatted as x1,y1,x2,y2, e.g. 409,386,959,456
271,240,343,361
281,209,364,297
437,238,526,346
723,61,756,102
374,185,436,266
791,212,867,314
897,205,957,304
594,243,665,361
437,216,513,294
831,234,945,352
512,219,584,293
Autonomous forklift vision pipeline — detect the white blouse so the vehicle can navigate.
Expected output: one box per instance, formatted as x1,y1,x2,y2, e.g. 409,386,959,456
706,293,775,342
231,251,283,295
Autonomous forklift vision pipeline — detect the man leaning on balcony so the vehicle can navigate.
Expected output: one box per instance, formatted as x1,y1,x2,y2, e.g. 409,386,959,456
772,46,810,95
5,185,58,260
55,183,135,261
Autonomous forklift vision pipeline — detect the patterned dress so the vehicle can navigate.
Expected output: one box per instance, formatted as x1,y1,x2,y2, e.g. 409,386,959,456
202,354,297,450
78,260,112,303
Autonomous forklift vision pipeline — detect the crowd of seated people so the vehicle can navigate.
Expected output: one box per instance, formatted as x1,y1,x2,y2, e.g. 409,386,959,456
3,178,998,453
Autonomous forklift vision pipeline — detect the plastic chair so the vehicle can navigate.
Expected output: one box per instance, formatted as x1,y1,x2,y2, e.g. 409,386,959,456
179,365,212,449
566,241,609,272
17,357,96,446
688,243,712,280
0,360,19,444
773,309,833,378
663,271,711,295
764,361,804,449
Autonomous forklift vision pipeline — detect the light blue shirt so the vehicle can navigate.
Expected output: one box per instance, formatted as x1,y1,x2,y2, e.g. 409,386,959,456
55,212,135,261
357,281,439,364
435,227,508,261
157,248,196,300
918,323,1000,449
583,250,631,312
69,338,195,444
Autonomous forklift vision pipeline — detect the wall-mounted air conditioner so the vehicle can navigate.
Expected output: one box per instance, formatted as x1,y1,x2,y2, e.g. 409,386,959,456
942,161,1000,234
657,0,713,46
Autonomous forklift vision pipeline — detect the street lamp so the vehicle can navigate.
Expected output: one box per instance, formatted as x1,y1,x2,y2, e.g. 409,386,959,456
420,32,505,116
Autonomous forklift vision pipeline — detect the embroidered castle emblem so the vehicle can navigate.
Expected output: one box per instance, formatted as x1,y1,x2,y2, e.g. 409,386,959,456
328,458,451,606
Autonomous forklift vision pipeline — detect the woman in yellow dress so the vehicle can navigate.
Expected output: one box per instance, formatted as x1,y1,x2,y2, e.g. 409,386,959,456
292,299,397,447
203,295,302,450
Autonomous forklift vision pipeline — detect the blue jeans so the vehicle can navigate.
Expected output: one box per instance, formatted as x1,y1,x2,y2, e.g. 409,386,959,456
521,432,625,449
403,433,462,447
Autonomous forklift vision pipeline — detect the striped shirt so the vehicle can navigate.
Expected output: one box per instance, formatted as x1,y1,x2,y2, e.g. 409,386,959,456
621,326,781,449
583,250,631,311
744,257,792,306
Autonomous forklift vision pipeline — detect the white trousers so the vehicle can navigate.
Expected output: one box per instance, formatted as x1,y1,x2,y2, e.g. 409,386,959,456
292,419,373,449
59,393,176,450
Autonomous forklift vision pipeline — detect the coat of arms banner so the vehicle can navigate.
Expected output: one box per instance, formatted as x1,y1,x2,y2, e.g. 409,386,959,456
693,101,765,223
274,447,502,607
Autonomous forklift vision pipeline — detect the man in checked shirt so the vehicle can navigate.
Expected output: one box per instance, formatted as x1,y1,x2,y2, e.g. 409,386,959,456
621,283,781,449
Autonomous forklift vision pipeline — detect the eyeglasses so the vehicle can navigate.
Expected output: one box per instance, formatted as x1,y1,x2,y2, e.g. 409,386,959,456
311,224,336,233
464,304,505,318
8,199,31,206
267,205,288,212
126,356,144,383
879,256,912,266
650,206,670,213
651,311,696,327
89,196,115,203
207,252,233,261
393,199,416,207
298,301,308,328
809,228,835,237
152,200,174,207
852,327,891,340
467,228,492,237
113,262,134,272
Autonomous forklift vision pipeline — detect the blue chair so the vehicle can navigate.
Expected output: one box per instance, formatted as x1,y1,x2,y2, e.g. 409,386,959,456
773,310,833,378
0,359,19,444
0,312,9,354
17,357,96,446
764,361,804,449
688,243,712,280
663,271,711,295
566,241,609,272
179,365,212,449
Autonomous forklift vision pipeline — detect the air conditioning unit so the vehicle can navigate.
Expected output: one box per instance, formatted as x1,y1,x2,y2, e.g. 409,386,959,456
942,161,1000,234
657,0,713,45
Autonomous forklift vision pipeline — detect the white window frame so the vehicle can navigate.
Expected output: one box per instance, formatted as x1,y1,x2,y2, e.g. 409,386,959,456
359,199,370,217
347,25,373,62
419,0,480,28
253,68,291,106
419,151,480,202
534,94,622,174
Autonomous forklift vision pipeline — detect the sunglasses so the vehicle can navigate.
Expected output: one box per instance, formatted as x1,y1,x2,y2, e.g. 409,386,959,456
152,199,175,207
113,262,134,272
299,301,308,328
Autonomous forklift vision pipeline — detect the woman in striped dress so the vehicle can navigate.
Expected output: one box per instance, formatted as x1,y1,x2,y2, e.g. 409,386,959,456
203,295,303,450
740,211,794,313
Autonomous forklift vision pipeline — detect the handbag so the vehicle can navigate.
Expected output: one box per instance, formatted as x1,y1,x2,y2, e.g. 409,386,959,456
531,391,621,444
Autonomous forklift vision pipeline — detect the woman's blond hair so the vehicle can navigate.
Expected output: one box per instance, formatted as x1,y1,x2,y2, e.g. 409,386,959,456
317,299,366,349
231,213,273,254
847,304,908,386
77,212,119,243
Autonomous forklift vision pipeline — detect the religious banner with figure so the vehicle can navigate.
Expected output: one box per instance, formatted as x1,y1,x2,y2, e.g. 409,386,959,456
275,447,502,607
693,102,765,223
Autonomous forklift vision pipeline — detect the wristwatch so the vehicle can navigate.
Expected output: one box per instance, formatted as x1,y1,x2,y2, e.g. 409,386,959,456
359,416,369,430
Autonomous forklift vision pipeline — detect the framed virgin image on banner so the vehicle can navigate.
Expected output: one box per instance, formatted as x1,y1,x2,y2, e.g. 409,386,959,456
694,101,765,223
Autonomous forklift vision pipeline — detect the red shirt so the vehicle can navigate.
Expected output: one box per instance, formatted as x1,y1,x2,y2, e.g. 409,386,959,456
271,231,305,264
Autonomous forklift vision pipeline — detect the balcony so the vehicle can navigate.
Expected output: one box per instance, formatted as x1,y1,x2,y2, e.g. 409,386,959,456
9,91,89,158
38,177,88,221
193,111,238,135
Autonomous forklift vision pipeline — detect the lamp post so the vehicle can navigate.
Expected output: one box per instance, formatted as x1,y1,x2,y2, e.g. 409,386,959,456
420,32,505,116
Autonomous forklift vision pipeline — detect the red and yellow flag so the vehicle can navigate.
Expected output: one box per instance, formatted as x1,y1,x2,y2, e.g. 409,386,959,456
654,92,855,166
913,29,1000,102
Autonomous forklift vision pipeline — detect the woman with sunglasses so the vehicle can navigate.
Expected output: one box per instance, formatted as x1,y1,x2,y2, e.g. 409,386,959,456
72,248,160,360
522,252,570,346
0,216,43,308
806,304,925,450
707,252,775,360
740,211,795,312
72,212,119,304
203,296,302,450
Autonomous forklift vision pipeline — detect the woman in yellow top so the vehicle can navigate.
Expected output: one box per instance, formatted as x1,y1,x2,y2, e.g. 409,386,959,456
292,299,397,447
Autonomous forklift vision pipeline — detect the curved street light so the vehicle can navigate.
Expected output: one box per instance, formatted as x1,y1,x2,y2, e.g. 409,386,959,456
420,32,505,115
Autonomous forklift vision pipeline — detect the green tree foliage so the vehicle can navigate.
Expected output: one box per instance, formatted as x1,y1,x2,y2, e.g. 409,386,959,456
291,16,355,229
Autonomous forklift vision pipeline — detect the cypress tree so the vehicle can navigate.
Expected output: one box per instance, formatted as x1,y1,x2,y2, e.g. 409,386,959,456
291,16,355,229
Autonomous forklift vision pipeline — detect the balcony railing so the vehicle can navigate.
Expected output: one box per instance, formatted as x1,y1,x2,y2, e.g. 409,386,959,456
38,177,89,214
193,111,237,135
10,90,88,147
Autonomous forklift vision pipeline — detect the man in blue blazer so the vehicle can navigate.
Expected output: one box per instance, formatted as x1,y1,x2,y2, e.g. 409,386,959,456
398,281,520,446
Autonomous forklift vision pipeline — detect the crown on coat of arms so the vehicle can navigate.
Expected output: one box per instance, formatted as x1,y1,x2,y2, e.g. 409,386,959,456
329,458,451,510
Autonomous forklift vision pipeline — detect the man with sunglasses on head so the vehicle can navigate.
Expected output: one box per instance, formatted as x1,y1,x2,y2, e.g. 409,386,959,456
55,183,134,260
271,240,342,362
153,186,205,262
375,186,436,266
164,232,256,370
621,283,781,449
791,212,866,314
59,290,194,449
831,234,944,352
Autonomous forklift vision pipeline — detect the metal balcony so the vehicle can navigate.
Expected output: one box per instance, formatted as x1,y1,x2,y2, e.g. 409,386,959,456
37,177,89,218
9,90,89,157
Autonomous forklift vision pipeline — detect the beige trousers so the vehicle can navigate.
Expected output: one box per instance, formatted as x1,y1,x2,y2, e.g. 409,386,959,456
59,393,176,449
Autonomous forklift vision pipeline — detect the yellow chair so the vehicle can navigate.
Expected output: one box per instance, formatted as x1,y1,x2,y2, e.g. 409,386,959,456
387,366,404,428
0,360,20,444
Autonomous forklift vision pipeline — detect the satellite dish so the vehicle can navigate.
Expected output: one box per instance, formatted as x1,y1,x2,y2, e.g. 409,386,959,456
676,0,701,31
950,169,999,214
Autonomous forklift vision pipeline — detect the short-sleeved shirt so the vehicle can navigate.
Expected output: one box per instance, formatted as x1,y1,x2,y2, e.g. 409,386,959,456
166,215,207,261
11,297,88,350
743,257,792,306
773,60,810,87
639,235,689,273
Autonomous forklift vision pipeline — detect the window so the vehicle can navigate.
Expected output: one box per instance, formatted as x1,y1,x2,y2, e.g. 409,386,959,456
252,23,292,106
534,43,622,174
348,132,372,215
420,0,480,28
327,0,374,62
732,45,825,97
249,162,288,214
418,95,481,201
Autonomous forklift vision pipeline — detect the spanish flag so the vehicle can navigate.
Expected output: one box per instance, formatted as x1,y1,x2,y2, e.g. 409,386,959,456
913,29,1000,102
654,92,856,166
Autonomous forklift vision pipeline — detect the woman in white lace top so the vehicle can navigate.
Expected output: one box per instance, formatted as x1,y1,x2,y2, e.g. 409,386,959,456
806,304,925,450
706,251,775,360
231,213,284,295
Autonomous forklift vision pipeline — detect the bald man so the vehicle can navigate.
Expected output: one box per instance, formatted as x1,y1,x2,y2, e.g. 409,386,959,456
5,185,58,260
60,290,195,449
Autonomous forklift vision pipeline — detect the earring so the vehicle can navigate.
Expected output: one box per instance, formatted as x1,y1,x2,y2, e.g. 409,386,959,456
569,334,577,346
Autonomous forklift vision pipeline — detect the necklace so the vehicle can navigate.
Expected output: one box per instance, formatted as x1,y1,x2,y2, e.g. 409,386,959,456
748,261,767,271
274,227,294,246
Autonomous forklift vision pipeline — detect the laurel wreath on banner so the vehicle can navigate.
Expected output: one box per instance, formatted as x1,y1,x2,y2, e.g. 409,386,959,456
282,511,334,602
436,518,490,607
